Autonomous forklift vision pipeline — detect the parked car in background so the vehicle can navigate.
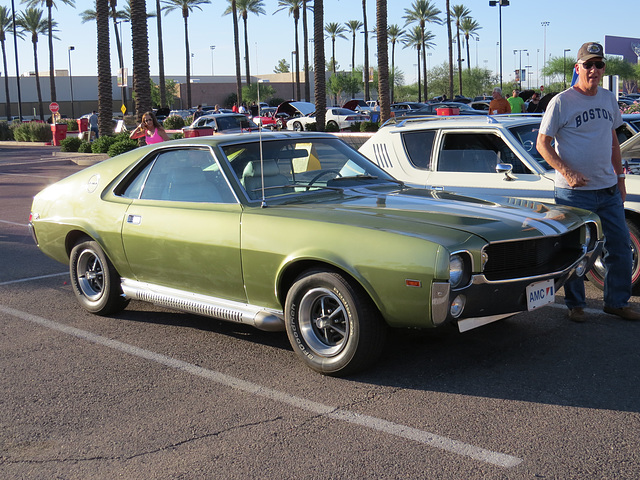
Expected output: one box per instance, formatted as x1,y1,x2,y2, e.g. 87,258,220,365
390,102,425,114
286,107,368,131
394,102,488,118
359,115,640,293
273,101,316,129
29,132,602,375
623,113,640,133
251,107,278,130
186,113,258,134
343,99,374,114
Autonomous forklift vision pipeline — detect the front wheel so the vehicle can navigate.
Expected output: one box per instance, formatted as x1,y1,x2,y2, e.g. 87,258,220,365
327,120,339,130
70,237,129,315
293,121,303,132
586,219,640,295
285,270,386,376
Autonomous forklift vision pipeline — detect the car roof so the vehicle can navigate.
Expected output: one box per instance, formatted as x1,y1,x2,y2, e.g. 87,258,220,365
380,113,543,131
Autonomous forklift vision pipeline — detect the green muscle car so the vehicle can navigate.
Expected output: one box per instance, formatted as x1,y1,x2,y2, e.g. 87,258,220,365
29,132,602,375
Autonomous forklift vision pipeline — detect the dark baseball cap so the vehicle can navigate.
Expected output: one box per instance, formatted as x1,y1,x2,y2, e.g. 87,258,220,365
577,42,605,62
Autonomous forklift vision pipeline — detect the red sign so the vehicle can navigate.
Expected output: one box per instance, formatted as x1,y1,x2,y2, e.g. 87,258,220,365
540,85,544,91
49,102,59,113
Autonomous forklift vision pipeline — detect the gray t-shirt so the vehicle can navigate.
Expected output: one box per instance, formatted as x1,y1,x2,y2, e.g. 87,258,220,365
539,86,622,190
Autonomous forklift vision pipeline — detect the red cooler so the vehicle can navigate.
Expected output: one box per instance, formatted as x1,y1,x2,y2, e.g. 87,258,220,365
77,117,88,132
51,123,67,146
436,107,460,116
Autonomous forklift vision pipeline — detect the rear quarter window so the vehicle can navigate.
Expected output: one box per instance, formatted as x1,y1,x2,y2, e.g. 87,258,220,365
401,130,436,170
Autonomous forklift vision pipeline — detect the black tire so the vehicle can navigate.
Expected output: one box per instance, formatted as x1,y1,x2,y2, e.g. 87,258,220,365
586,219,640,295
293,121,303,132
285,270,387,376
69,237,129,315
327,120,338,130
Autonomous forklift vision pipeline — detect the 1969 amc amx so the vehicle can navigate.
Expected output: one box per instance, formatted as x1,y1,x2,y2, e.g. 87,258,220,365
29,132,602,375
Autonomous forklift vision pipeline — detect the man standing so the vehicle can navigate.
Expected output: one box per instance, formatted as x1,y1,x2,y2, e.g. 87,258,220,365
88,111,99,139
507,89,525,113
489,87,511,115
536,42,640,322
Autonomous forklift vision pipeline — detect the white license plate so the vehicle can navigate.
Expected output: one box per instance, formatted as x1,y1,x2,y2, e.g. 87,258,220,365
526,279,555,311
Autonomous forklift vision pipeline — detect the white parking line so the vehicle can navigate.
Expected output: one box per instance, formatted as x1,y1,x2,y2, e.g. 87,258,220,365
0,272,68,286
0,303,523,468
0,219,28,227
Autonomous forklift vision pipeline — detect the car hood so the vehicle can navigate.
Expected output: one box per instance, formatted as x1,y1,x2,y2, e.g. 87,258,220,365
269,186,589,244
275,101,316,117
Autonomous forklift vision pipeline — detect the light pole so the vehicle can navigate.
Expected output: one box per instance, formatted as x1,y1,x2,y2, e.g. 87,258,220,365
563,48,571,89
191,53,195,77
489,0,510,90
524,65,532,89
541,21,549,88
513,49,527,91
476,37,480,68
68,46,75,119
210,45,215,76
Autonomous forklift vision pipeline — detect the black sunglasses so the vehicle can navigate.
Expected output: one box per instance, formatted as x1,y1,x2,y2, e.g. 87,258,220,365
580,61,605,70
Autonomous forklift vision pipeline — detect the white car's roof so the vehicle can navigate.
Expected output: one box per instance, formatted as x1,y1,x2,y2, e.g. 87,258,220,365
381,113,544,131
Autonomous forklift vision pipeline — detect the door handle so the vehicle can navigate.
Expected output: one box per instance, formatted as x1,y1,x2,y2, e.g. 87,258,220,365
126,214,142,225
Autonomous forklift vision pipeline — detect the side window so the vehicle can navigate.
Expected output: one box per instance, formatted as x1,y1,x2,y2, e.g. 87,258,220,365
438,132,532,174
402,130,436,170
123,149,236,203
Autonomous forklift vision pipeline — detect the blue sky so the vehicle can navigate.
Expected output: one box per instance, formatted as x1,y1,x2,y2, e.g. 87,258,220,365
3,0,639,90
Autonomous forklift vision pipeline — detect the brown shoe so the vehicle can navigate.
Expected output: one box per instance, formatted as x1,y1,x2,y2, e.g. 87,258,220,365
568,307,586,323
603,305,640,321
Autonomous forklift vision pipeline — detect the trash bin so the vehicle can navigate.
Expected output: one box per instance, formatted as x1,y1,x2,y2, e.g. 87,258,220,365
182,126,214,138
436,107,460,116
77,117,88,132
51,123,68,146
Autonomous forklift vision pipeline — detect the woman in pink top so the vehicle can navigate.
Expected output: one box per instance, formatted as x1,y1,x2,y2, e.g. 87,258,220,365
130,111,170,144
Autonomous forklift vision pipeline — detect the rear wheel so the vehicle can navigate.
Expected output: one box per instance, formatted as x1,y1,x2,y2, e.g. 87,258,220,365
70,237,129,315
327,120,338,130
285,270,386,376
586,219,640,295
293,121,303,132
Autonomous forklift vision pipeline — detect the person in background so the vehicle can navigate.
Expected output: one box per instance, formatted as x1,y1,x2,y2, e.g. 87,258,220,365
130,111,170,145
489,87,511,115
88,111,99,139
536,41,640,322
526,92,541,113
193,105,204,120
508,89,525,113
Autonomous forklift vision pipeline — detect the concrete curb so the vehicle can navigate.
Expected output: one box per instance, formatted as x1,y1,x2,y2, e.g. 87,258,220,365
51,151,109,166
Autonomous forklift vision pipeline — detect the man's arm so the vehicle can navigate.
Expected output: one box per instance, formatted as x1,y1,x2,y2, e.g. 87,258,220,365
536,133,588,187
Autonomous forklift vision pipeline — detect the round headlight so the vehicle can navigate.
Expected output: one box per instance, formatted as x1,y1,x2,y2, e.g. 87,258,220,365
450,254,465,289
450,295,466,318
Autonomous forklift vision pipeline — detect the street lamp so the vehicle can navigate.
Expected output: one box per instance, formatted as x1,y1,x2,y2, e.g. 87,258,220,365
191,53,195,77
489,0,510,90
563,48,571,89
513,49,527,91
68,46,75,119
210,45,215,76
541,21,550,88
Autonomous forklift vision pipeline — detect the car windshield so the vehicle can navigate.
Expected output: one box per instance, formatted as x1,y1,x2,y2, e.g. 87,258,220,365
221,137,398,200
508,124,552,171
216,115,258,131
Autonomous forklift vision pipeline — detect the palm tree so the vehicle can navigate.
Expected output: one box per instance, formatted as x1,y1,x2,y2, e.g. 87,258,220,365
313,0,325,130
0,6,18,119
301,0,311,101
403,0,441,103
275,0,303,100
15,8,53,121
345,19,362,76
21,0,75,104
451,4,470,96
376,0,389,122
96,0,112,137
162,0,210,108
131,0,151,138
445,0,453,98
402,26,422,101
361,0,369,101
230,0,242,107
325,21,346,75
460,16,480,72
155,0,166,107
223,0,265,85
387,23,404,103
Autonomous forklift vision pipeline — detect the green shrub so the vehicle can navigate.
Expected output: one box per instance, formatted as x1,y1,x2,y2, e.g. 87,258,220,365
78,141,93,153
65,119,79,131
60,136,82,152
185,115,194,125
171,132,184,140
324,122,339,132
360,121,379,132
304,122,317,131
349,122,362,132
91,135,118,153
107,138,138,157
12,122,53,142
0,121,13,140
163,114,185,130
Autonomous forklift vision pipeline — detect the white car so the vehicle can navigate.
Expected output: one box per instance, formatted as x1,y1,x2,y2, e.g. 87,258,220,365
287,107,369,132
359,115,640,293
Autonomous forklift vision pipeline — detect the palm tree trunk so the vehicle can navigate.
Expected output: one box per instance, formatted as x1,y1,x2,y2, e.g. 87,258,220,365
456,25,462,95
390,41,395,104
351,32,355,76
376,0,389,122
242,13,250,85
421,26,427,101
302,0,310,101
97,0,113,136
46,2,56,103
32,40,44,121
231,0,242,107
314,0,325,131
465,34,471,72
362,0,369,101
111,1,128,114
1,39,11,119
294,16,300,101
131,0,151,131
416,47,421,102
446,0,453,99
156,0,166,107
184,16,191,108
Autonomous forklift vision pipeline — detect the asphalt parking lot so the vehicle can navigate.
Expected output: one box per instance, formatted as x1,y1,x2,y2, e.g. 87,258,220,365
1,143,639,479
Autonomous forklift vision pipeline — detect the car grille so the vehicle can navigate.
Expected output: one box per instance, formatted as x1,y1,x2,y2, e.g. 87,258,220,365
483,228,583,281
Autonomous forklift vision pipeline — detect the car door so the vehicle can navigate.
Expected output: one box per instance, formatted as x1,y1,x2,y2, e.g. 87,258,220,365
119,147,246,302
406,129,555,202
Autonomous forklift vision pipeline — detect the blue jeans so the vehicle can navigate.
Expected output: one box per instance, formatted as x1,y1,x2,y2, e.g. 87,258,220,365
555,186,632,309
